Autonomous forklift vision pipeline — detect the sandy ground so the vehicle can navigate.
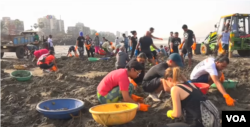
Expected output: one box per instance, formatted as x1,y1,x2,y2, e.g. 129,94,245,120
1,46,250,127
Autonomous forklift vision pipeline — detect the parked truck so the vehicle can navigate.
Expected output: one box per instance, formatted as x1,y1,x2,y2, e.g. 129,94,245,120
1,31,41,59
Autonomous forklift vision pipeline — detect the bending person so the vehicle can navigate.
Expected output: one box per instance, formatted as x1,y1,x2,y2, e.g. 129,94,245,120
32,43,49,62
142,53,188,101
97,61,143,104
37,50,57,73
190,55,235,106
67,46,78,57
159,67,219,127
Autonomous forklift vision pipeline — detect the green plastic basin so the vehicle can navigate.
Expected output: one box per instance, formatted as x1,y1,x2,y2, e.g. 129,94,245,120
10,70,32,81
88,57,100,62
210,80,238,89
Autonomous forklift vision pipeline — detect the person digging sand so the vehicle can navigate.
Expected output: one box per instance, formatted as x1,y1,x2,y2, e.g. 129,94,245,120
37,50,58,73
142,53,188,101
32,43,49,62
190,55,235,106
97,61,150,111
159,67,220,127
115,46,129,69
66,46,78,57
126,53,147,86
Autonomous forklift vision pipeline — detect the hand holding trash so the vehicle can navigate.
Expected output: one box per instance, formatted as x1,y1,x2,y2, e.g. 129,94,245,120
170,49,174,53
166,110,174,119
223,94,235,106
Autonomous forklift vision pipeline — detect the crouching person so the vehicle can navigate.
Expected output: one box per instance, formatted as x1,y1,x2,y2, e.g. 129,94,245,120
159,67,220,127
97,61,143,104
115,46,129,69
37,50,58,73
142,53,188,101
190,55,235,106
67,46,78,57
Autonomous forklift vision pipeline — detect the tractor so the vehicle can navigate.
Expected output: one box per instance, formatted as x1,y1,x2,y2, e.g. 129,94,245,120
197,13,250,57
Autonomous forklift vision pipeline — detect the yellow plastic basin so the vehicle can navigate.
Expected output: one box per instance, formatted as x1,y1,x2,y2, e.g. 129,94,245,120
89,103,138,126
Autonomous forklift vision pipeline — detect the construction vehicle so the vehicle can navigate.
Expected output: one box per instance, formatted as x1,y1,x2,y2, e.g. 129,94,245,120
197,13,250,57
1,31,41,59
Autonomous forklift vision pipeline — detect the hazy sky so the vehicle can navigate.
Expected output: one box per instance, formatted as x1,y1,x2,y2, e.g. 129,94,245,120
1,0,250,38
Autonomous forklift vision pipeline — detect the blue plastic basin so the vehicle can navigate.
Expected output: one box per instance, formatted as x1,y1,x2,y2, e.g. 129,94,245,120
36,98,84,120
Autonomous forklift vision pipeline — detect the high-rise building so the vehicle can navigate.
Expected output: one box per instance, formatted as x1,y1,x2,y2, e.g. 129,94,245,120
1,17,24,35
37,15,65,35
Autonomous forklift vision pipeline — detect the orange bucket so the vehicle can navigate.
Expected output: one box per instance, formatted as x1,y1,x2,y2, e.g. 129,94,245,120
193,83,210,95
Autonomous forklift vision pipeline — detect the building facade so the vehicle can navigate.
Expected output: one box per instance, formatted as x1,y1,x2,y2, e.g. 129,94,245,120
1,17,24,35
37,15,65,35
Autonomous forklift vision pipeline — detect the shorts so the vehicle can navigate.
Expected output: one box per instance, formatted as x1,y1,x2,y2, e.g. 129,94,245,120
222,44,229,51
68,46,76,52
181,45,192,55
141,51,153,59
152,50,157,59
39,63,54,69
142,77,161,93
97,83,134,104
191,74,209,84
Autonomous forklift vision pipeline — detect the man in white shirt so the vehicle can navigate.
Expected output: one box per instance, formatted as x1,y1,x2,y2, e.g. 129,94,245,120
190,55,235,106
47,35,54,51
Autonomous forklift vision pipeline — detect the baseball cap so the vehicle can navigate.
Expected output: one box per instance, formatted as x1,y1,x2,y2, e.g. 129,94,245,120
168,53,184,67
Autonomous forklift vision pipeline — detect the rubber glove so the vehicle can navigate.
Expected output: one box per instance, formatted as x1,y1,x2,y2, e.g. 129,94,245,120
75,46,78,50
179,43,184,49
75,53,79,57
223,94,235,106
138,103,150,112
191,42,196,50
131,94,144,103
170,49,173,53
166,110,174,119
220,73,225,83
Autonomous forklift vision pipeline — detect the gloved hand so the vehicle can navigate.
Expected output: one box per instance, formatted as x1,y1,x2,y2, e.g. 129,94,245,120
170,49,173,53
220,72,225,82
138,103,150,112
191,42,196,50
166,110,174,119
179,43,184,49
223,94,235,106
75,46,78,50
131,94,144,103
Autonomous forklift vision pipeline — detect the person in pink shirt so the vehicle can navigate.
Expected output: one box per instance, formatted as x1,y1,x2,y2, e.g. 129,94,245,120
97,61,143,104
32,43,49,62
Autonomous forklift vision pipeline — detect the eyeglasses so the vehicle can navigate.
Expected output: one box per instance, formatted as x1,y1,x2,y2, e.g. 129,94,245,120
135,70,141,77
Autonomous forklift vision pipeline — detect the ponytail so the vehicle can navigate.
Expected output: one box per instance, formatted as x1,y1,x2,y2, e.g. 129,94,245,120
164,67,181,84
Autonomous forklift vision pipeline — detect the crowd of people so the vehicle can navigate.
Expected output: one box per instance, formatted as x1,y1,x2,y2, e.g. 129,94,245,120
31,24,234,127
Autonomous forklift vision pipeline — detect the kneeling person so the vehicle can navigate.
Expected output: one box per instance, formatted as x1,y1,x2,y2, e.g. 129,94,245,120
190,55,235,106
67,46,78,57
142,53,188,101
97,61,143,104
37,50,57,72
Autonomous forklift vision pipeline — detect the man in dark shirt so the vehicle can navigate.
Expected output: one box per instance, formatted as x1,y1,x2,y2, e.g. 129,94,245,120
142,53,187,101
76,32,85,59
180,24,196,68
171,32,181,54
136,31,159,65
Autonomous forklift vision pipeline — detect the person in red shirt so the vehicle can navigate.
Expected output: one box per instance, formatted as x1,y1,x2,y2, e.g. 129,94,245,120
32,43,49,62
37,50,57,72
97,61,143,104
